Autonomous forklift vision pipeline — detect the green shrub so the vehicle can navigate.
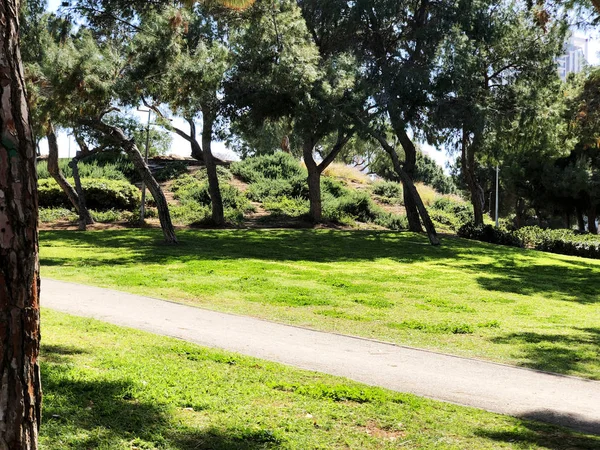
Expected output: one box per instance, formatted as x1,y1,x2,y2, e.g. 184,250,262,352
170,203,211,225
321,177,348,198
262,196,309,217
432,197,472,225
37,157,132,181
38,207,77,223
38,178,140,211
515,226,600,259
322,191,380,224
374,212,408,231
246,176,309,202
231,153,305,183
90,209,126,223
429,209,462,232
372,181,403,199
457,222,522,248
172,175,252,212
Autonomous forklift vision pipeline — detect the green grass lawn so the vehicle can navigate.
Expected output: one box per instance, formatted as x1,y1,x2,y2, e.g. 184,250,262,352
40,229,600,379
40,309,600,449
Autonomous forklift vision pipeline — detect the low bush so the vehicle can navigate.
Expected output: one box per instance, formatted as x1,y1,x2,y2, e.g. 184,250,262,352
171,175,252,212
457,222,522,247
39,208,77,223
91,209,126,223
231,153,305,183
372,181,403,200
515,226,600,259
38,178,140,211
246,176,309,202
263,196,309,217
37,156,133,181
458,223,600,259
170,203,211,225
430,197,473,231
374,212,408,231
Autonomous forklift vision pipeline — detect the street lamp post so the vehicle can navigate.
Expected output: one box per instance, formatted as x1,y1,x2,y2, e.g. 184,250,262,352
495,165,500,228
138,107,152,223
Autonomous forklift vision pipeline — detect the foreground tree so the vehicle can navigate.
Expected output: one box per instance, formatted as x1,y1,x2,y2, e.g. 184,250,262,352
0,0,42,447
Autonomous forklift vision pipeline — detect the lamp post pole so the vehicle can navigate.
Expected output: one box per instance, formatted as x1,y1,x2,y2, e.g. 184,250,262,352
138,108,152,223
495,165,500,228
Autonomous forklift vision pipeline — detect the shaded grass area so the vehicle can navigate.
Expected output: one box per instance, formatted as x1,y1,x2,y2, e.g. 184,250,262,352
40,310,600,449
40,229,600,379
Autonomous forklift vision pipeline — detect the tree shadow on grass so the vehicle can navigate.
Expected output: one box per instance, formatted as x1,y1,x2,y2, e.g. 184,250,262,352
39,229,600,301
41,346,282,449
475,418,600,449
41,343,88,364
490,328,600,376
474,260,599,303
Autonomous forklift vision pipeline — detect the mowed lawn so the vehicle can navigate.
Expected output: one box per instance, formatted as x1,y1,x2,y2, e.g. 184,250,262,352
40,310,600,449
40,229,600,379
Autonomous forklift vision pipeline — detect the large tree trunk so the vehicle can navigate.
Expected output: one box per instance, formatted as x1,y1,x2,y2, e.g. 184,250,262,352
89,122,177,243
46,123,93,225
588,204,598,234
303,140,322,223
461,131,485,226
0,1,43,447
201,115,224,226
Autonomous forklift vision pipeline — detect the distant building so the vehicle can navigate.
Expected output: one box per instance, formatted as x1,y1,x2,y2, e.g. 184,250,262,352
557,36,589,81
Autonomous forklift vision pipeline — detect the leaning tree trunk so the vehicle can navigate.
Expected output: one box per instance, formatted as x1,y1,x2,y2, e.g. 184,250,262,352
0,1,43,448
389,109,422,232
383,147,440,245
89,122,177,243
47,123,93,225
201,115,224,226
397,133,421,232
303,141,322,223
69,159,92,231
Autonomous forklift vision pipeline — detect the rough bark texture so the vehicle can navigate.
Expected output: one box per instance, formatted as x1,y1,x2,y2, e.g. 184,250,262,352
201,115,224,226
89,121,177,243
47,123,93,226
462,131,485,226
0,1,43,448
303,140,322,223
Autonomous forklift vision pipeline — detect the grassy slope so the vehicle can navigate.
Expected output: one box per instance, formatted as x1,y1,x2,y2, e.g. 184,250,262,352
40,229,600,379
40,309,600,449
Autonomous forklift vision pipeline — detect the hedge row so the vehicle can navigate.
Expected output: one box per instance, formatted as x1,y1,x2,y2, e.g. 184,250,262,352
458,223,600,259
38,178,140,211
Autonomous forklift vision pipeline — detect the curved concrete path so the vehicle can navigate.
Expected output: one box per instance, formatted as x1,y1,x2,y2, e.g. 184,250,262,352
41,278,600,435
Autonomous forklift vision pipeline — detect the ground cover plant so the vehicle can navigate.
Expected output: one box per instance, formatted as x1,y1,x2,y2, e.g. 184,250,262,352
40,229,600,380
39,309,600,449
459,224,600,259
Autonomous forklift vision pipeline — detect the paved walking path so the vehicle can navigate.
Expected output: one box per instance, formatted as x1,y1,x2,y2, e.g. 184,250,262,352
41,279,600,435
